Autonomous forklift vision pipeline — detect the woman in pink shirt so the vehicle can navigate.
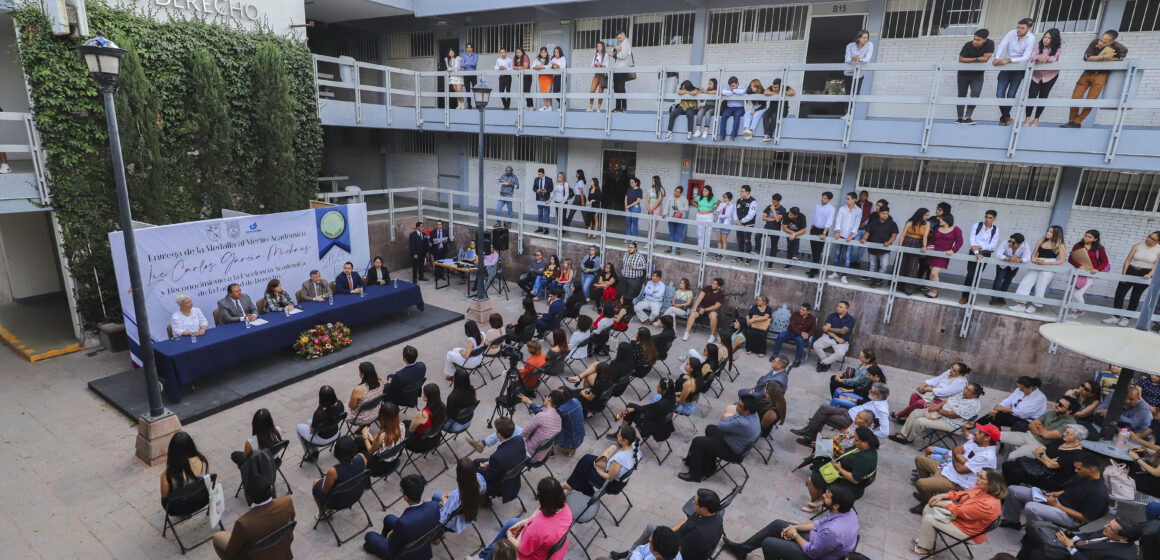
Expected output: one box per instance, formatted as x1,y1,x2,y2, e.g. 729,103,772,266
1024,28,1061,127
475,477,572,560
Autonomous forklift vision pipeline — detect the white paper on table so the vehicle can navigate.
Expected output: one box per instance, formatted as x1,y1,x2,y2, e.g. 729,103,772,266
288,308,303,315
249,318,270,326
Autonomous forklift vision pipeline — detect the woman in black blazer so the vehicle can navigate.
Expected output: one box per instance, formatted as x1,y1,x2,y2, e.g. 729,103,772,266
365,255,391,285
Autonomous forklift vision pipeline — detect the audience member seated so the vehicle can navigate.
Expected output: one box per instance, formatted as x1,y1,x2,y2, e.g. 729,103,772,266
170,294,208,338
792,382,890,446
635,271,667,324
311,436,367,517
659,279,694,325
910,468,1006,556
533,256,561,300
739,356,790,400
404,383,447,444
445,368,477,431
212,450,296,560
610,488,723,560
564,426,641,495
681,278,726,344
549,329,572,366
1136,373,1160,408
893,362,970,421
675,358,709,416
891,383,984,444
160,431,209,509
802,427,879,514
830,366,886,410
683,342,722,374
536,290,566,335
301,269,334,302
772,302,816,368
629,328,659,379
603,525,682,560
384,345,426,407
999,453,1108,531
517,340,547,394
652,316,677,356
725,318,747,358
334,261,364,295
518,251,548,296
363,474,440,559
613,295,634,332
365,255,391,286
550,259,575,299
1017,517,1142,560
445,321,486,381
978,376,1048,430
749,382,788,438
792,411,878,475
678,395,761,483
1093,385,1152,434
528,391,585,457
910,422,998,509
812,301,856,373
520,388,564,461
361,403,404,476
297,385,346,462
1003,424,1087,491
723,485,859,560
1065,380,1101,422
438,458,486,534
569,341,634,388
348,362,385,429
475,417,526,504
506,298,538,342
230,408,283,468
826,349,877,401
472,477,572,560
744,295,772,357
262,278,295,313
998,396,1079,461
590,263,619,309
567,315,594,359
217,283,258,324
617,378,678,442
580,246,602,302
1128,443,1160,496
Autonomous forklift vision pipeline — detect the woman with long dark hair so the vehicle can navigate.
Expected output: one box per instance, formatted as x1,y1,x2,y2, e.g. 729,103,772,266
692,78,718,138
646,176,666,239
1011,225,1067,313
513,47,532,109
438,457,486,533
445,368,478,430
532,47,552,111
584,179,603,238
406,383,448,437
476,477,571,560
590,263,618,309
588,42,610,112
563,426,642,496
297,385,345,461
445,47,465,108
624,176,644,237
566,169,587,227
618,377,678,441
362,402,404,476
924,213,963,299
348,362,384,428
263,278,295,313
231,408,283,466
1066,229,1109,321
445,320,485,380
899,208,930,294
1024,28,1062,127
312,435,367,514
549,46,567,109
160,431,208,508
629,327,659,377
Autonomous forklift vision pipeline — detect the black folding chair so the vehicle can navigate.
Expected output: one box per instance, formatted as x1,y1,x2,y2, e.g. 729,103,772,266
489,456,531,526
921,517,1001,560
710,440,756,492
399,427,450,481
246,520,296,556
583,384,618,438
235,440,293,497
523,353,565,394
441,400,480,460
438,503,486,558
162,474,224,554
312,470,374,546
600,464,636,526
755,426,776,465
521,435,559,495
365,443,405,510
396,522,442,559
394,378,428,414
641,413,676,465
565,487,609,560
682,484,743,560
923,415,977,449
457,345,489,390
299,411,348,475
346,395,385,436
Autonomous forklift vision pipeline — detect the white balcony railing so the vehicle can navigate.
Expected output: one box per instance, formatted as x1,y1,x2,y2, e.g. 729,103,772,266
0,111,50,205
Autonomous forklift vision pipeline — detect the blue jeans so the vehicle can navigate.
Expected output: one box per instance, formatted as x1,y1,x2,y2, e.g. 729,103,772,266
829,389,859,409
496,200,513,223
582,273,596,298
533,276,549,298
1148,502,1160,520
627,206,641,236
849,230,865,264
537,203,550,226
481,425,525,448
742,108,766,133
996,70,1024,119
480,518,521,560
832,243,852,269
772,330,807,363
669,222,687,244
363,513,405,556
719,106,744,139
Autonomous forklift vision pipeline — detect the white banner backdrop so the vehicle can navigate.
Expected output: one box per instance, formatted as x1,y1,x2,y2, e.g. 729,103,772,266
110,204,369,365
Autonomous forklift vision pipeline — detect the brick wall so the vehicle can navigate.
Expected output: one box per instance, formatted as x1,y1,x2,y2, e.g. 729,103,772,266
1063,207,1160,298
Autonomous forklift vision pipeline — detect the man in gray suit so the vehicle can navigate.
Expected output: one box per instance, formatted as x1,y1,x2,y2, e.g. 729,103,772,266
300,270,333,302
217,283,257,324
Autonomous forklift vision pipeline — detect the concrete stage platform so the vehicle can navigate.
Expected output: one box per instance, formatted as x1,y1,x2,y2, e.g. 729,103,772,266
88,304,463,424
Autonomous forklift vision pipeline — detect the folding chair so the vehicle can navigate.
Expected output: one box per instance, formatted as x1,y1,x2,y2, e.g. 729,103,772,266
162,474,224,554
299,411,347,475
441,400,480,460
399,428,449,481
923,415,978,449
246,520,296,556
755,427,776,465
457,345,490,390
710,440,755,492
682,485,743,560
563,335,590,376
396,522,442,559
525,353,566,393
234,440,293,497
365,443,405,509
921,517,1001,560
565,486,610,560
393,377,428,413
489,456,531,526
312,471,374,546
438,504,486,558
641,413,676,465
600,464,636,526
521,435,559,495
583,384,619,438
346,395,385,436
724,349,743,383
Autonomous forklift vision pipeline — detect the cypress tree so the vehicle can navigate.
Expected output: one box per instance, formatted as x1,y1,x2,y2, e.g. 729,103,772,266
251,41,299,213
113,37,168,224
186,49,235,217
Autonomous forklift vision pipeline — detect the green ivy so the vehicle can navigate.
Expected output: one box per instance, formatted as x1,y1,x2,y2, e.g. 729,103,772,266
11,1,323,329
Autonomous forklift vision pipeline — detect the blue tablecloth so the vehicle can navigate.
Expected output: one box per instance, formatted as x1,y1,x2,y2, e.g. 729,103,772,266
154,282,425,402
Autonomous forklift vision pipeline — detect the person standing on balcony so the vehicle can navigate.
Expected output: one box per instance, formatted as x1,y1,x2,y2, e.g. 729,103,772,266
1105,231,1160,327
565,170,587,227
665,186,689,253
695,185,720,251
553,172,570,230
494,48,513,110
992,18,1037,126
1009,225,1067,314
496,166,519,228
533,168,552,234
445,47,465,109
549,47,568,110
462,42,478,109
959,210,1001,305
1061,30,1128,128
513,47,533,109
955,29,994,125
991,233,1031,305
759,193,786,259
1066,229,1110,322
646,176,666,241
588,42,610,112
717,77,745,141
924,214,964,299
843,29,874,98
532,47,552,111
1024,28,1062,128
610,31,633,113
624,176,644,238
733,185,758,263
760,79,795,143
783,206,807,268
828,193,860,285
807,191,835,279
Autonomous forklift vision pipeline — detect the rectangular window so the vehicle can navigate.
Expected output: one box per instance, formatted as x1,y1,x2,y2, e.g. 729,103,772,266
882,0,982,38
1034,0,1102,33
859,156,1058,203
575,13,693,49
1075,170,1160,212
313,35,380,63
790,153,846,186
390,131,436,155
386,31,433,59
468,23,535,54
694,147,843,185
707,5,808,44
921,159,986,197
469,135,556,164
858,156,922,190
984,164,1058,203
1122,0,1160,32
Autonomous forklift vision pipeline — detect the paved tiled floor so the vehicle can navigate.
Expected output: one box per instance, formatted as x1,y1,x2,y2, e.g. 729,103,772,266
0,280,1036,559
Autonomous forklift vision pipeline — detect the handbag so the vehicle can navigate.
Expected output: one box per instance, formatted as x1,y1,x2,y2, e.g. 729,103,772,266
205,475,225,527
1104,460,1137,500
1015,456,1050,478
625,52,637,81
819,449,858,483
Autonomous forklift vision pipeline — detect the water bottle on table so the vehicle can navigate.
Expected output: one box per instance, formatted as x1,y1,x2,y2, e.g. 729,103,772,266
245,316,251,329
360,287,365,298
393,279,398,289
191,332,197,343
329,294,334,306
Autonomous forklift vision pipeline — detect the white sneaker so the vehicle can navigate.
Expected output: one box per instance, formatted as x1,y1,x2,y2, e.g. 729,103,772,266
687,132,692,140
707,335,716,344
1025,305,1038,314
1118,317,1131,327
761,136,772,143
1008,304,1026,312
840,275,848,284
664,132,674,140
586,107,593,112
682,332,689,341
1102,316,1122,324
0,164,9,174
827,272,839,279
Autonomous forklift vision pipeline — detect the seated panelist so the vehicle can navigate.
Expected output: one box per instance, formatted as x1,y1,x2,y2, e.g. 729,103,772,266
334,261,364,295
301,269,333,302
170,294,208,337
217,283,257,324
263,279,295,313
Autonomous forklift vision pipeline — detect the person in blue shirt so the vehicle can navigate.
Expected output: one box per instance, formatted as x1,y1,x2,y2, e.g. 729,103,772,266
717,76,746,141
617,525,682,560
812,301,856,373
678,394,760,482
496,166,519,228
738,356,790,399
462,42,478,109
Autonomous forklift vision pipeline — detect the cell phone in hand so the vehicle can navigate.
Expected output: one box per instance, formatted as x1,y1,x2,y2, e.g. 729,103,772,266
510,524,526,538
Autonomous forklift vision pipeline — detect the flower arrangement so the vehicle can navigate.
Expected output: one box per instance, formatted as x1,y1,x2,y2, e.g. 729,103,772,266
294,322,352,359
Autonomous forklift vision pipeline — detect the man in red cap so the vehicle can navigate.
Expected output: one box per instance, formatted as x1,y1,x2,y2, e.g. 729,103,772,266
910,422,999,514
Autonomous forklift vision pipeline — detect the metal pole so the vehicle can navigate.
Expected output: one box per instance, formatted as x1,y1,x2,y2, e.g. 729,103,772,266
474,105,489,302
103,90,165,419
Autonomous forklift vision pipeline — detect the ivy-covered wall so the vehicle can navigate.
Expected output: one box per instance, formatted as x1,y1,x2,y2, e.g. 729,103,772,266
11,2,323,329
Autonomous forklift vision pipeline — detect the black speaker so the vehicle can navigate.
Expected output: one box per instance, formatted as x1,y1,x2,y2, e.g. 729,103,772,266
491,227,509,251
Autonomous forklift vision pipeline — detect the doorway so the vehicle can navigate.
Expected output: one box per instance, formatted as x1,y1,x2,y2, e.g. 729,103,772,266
801,14,866,118
436,38,459,109
600,150,636,213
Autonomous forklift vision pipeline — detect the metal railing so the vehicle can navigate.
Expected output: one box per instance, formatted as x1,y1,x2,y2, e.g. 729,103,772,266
313,55,1160,163
322,185,1154,346
0,111,49,203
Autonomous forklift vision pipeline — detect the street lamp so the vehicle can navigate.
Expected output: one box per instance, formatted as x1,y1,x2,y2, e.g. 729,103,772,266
79,35,167,421
471,84,492,307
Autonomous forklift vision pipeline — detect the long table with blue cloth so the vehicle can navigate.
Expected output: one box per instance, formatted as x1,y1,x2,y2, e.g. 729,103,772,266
154,281,425,402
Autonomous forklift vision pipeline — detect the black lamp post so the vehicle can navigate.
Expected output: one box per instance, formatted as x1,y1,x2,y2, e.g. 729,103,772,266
79,35,167,419
472,84,492,302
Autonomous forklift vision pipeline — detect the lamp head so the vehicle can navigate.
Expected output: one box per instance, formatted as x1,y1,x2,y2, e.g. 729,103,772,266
77,34,127,91
472,84,492,109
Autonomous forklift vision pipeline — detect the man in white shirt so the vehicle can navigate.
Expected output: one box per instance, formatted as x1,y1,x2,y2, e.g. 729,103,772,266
551,175,569,229
494,48,513,110
828,192,860,284
911,424,999,513
992,18,1037,125
610,32,633,112
807,192,836,278
635,271,667,323
790,382,890,444
960,209,1001,305
991,233,1031,304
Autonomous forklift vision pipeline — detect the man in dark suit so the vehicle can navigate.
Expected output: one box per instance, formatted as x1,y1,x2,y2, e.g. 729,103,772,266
384,345,426,408
429,220,449,262
533,168,552,233
333,262,364,295
213,450,295,560
1017,517,1141,560
536,289,566,336
363,474,441,559
409,221,429,282
216,283,257,324
476,416,526,504
300,270,334,302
